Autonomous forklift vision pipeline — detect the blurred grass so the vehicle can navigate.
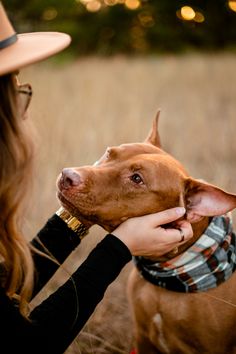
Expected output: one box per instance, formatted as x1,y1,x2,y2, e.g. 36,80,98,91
23,53,236,353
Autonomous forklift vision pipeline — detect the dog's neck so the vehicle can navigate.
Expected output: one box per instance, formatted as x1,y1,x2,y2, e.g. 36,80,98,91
134,213,236,292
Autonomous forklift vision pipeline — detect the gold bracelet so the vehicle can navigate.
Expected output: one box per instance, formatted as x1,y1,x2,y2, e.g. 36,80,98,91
56,207,89,240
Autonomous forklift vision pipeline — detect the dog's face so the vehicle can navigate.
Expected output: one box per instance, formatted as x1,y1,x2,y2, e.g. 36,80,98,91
57,113,236,232
57,142,188,230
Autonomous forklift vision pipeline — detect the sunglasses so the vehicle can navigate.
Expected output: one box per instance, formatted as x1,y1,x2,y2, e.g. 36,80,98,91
17,83,33,117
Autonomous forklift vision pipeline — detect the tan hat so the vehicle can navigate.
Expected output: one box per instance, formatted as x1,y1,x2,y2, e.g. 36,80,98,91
0,1,71,76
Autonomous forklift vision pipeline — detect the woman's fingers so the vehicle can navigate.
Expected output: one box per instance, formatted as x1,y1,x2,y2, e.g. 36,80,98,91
142,207,186,227
162,220,193,244
112,207,193,257
176,220,193,243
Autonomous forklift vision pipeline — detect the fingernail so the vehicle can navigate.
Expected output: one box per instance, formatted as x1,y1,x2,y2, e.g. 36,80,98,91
175,207,186,215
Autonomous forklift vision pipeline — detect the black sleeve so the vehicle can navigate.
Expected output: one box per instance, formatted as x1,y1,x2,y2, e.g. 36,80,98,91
1,235,132,354
31,214,82,295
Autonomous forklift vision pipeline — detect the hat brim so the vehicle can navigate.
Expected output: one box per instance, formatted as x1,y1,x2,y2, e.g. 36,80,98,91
0,32,71,76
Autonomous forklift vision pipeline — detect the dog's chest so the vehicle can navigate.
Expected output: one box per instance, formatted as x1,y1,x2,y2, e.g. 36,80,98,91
152,313,170,353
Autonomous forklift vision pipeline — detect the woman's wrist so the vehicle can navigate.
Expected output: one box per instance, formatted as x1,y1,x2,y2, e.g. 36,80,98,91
55,206,89,240
105,234,132,262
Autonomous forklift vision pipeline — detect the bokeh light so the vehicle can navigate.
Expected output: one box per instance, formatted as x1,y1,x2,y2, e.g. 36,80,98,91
194,11,205,23
42,7,58,21
125,0,141,11
176,6,205,23
228,1,236,12
180,6,195,21
86,0,101,12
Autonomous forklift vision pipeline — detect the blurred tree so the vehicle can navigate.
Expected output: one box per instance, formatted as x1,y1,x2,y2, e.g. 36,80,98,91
5,0,236,55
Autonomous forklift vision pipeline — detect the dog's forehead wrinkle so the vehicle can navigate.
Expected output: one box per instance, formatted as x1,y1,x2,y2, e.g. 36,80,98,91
118,142,163,156
125,154,187,178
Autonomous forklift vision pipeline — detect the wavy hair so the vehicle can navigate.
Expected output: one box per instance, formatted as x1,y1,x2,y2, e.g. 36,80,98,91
0,73,35,317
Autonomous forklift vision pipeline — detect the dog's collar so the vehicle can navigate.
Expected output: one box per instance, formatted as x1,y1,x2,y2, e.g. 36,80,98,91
134,213,236,293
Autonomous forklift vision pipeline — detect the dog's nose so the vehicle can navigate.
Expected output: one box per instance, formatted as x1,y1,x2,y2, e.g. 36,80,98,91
61,168,81,188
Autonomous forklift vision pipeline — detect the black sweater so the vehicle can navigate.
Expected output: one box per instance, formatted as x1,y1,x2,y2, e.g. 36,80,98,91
0,215,132,353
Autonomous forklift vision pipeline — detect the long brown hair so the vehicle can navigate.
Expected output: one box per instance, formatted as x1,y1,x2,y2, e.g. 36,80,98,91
0,73,35,317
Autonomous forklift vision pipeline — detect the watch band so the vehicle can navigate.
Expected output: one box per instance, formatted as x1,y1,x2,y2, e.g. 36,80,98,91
56,206,89,240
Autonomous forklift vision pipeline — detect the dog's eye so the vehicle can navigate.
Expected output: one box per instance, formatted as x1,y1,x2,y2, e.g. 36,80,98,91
131,173,143,184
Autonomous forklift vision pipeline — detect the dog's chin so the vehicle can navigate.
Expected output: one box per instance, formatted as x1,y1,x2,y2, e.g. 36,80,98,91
56,191,94,227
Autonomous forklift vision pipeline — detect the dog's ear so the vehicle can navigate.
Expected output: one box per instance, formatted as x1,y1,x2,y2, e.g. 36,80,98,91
184,177,236,223
144,110,161,148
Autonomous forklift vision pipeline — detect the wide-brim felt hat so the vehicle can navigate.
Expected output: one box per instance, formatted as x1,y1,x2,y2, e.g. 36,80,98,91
0,1,71,76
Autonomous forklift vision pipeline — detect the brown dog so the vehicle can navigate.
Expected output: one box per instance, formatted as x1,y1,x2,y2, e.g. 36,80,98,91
57,113,236,354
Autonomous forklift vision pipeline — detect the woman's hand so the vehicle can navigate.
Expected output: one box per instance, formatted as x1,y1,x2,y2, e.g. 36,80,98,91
112,207,193,258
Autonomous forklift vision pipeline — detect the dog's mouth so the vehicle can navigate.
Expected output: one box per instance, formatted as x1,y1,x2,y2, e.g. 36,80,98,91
57,191,76,212
57,191,97,227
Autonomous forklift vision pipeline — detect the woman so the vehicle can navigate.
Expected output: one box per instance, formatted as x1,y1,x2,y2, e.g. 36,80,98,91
0,2,193,353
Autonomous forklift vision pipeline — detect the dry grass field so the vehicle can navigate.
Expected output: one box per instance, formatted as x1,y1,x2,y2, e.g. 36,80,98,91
22,53,236,353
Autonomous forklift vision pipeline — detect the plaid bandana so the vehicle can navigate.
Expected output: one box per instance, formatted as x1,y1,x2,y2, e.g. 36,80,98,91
134,213,236,292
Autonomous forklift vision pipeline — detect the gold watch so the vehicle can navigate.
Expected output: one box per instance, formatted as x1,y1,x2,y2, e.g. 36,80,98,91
56,206,89,240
